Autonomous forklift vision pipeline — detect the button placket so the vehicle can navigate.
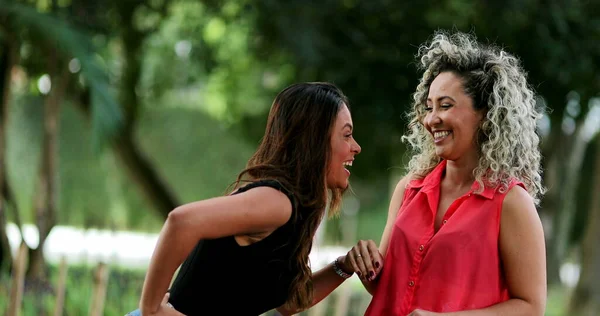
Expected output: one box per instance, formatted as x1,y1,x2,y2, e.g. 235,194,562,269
440,192,472,227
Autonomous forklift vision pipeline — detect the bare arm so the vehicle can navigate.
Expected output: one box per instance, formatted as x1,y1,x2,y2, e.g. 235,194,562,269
356,176,409,295
276,176,411,314
276,256,350,315
379,176,410,257
139,187,292,316
278,176,413,314
411,185,547,316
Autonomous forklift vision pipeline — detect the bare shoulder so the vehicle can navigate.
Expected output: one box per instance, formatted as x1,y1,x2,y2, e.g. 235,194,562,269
502,184,537,217
501,184,542,235
392,175,411,200
169,184,294,240
499,184,547,313
394,175,411,194
378,175,413,256
389,175,412,214
234,185,293,227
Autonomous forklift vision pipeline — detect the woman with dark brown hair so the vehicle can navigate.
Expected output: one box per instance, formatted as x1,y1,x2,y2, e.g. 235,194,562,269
128,82,362,316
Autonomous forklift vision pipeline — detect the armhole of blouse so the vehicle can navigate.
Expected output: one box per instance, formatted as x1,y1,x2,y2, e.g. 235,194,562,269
235,179,297,214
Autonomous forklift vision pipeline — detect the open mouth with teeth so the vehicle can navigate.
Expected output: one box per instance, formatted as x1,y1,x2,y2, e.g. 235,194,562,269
433,131,452,143
343,161,353,174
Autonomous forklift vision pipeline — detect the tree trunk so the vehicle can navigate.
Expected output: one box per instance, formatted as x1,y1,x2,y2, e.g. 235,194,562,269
69,1,179,219
553,119,589,256
0,36,18,275
74,89,179,219
112,135,179,217
539,91,571,286
27,94,59,280
27,56,69,281
546,103,600,290
568,136,600,315
114,1,179,218
540,151,562,285
543,106,594,286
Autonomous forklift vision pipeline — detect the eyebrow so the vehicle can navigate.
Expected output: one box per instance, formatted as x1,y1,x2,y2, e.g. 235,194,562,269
342,123,353,131
426,96,456,103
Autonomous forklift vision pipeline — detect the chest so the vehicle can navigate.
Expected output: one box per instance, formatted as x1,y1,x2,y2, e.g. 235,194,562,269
396,190,501,249
434,190,470,232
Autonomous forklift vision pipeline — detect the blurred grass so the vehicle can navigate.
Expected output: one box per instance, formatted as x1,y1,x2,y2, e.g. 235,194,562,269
0,263,146,315
546,285,569,316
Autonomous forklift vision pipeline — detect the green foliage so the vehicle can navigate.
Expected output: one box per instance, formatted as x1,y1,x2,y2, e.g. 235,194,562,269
140,0,290,124
0,1,124,150
136,107,256,204
246,0,600,180
5,94,43,223
2,2,599,296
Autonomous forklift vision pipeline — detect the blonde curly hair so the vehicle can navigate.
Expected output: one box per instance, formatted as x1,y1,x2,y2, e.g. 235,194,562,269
402,31,545,204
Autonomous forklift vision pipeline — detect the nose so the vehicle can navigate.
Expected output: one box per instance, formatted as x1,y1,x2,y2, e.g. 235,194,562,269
352,138,362,154
424,109,442,128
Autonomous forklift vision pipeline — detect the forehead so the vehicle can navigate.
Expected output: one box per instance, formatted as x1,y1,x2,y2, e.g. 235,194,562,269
428,72,464,97
335,104,352,126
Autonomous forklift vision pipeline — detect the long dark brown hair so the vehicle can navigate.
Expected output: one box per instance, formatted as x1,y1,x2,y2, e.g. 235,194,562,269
234,82,348,309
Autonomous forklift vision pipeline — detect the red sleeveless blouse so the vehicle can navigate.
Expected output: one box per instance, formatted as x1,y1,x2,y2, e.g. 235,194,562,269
365,160,522,315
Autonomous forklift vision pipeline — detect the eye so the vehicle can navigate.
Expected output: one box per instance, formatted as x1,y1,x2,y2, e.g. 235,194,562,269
344,133,353,138
441,103,452,108
424,106,433,112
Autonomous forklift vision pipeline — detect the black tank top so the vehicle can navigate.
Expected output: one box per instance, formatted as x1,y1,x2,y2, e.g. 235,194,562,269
168,180,300,315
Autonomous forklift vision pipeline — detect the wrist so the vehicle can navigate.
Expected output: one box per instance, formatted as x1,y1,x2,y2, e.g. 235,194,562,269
140,304,157,316
333,256,353,279
338,255,354,274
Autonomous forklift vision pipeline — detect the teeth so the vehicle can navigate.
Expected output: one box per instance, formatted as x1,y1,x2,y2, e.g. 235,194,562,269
434,131,450,139
343,161,353,167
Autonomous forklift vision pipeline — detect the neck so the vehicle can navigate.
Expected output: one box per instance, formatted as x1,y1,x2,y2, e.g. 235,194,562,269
444,151,479,189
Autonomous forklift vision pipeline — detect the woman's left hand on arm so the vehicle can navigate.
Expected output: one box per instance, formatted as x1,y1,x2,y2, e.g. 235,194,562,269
344,239,384,282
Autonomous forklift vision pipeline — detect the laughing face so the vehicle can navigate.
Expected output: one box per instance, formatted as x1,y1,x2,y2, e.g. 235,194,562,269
326,104,361,190
424,71,485,161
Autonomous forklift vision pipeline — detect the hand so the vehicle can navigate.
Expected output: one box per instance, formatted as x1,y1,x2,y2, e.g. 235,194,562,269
144,293,186,316
408,309,441,316
343,239,383,282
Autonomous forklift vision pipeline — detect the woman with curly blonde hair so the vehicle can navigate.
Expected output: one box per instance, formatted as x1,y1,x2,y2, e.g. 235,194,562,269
337,31,547,315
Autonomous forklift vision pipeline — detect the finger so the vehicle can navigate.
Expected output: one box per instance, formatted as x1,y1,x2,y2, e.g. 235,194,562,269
344,252,360,278
367,241,384,272
161,293,170,305
353,247,369,281
359,241,376,281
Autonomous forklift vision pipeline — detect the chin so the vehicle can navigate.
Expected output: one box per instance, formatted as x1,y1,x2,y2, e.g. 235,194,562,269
338,180,350,190
435,150,452,160
327,180,348,191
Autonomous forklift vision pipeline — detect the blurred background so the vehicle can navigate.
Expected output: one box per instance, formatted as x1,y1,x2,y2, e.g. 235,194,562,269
0,0,599,315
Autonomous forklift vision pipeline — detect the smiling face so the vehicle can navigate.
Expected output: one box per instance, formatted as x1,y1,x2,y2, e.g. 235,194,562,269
424,71,485,161
326,104,361,190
